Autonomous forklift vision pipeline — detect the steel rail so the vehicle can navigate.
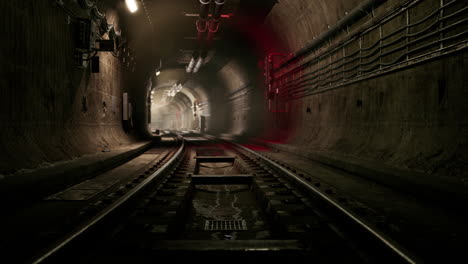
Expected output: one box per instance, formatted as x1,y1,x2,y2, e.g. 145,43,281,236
32,137,185,264
234,143,419,264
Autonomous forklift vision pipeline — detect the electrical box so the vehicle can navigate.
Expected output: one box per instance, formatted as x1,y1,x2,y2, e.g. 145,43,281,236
73,18,92,50
95,40,114,51
73,51,85,67
91,56,99,73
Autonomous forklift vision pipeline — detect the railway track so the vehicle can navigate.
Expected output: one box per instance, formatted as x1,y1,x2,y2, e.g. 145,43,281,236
24,132,418,263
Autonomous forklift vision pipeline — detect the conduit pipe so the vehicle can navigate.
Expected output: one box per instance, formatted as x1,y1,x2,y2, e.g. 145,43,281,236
207,0,225,46
192,57,204,73
186,57,196,73
277,0,387,71
186,51,199,73
190,0,225,73
196,0,212,46
188,0,212,73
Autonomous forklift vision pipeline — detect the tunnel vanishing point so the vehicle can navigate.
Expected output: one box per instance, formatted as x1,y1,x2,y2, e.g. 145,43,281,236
1,0,468,263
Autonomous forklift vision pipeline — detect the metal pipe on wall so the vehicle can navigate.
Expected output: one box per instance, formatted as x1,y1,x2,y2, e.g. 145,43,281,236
207,0,225,46
192,57,204,73
189,0,225,73
196,0,212,46
213,0,225,19
188,0,212,73
186,51,199,73
199,0,211,19
277,0,387,71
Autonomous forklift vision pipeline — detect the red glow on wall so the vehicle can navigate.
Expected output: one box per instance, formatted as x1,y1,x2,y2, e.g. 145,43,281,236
231,11,300,145
231,11,288,61
240,144,270,152
184,13,234,18
254,138,285,145
220,14,234,18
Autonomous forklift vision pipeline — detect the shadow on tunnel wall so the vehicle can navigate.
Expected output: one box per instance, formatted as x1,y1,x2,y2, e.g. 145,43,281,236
0,1,137,174
197,0,468,197
254,0,468,190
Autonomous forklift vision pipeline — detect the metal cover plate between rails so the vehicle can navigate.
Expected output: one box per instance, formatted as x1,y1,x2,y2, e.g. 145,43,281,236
195,156,236,163
191,174,253,185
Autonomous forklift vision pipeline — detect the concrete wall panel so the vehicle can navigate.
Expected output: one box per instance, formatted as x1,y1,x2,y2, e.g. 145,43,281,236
0,1,133,174
257,0,468,183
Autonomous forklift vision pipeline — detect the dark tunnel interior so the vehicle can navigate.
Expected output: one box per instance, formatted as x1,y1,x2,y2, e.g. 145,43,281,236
1,0,468,263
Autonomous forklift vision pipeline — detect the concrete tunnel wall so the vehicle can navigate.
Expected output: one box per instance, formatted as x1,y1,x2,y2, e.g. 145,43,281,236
0,1,135,175
147,68,213,133
214,0,468,187
1,0,467,192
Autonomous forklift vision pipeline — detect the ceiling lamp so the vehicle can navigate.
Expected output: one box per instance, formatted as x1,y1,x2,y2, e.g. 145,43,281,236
155,59,162,75
125,0,138,13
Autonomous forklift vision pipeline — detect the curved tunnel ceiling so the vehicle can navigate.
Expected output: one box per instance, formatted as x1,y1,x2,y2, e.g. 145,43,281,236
125,0,384,137
125,0,284,133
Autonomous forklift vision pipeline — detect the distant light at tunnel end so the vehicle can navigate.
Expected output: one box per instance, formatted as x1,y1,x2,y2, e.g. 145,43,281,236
125,0,138,13
155,71,161,76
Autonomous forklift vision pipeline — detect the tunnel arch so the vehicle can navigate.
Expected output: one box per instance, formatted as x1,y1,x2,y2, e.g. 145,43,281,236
2,0,467,201
147,72,213,132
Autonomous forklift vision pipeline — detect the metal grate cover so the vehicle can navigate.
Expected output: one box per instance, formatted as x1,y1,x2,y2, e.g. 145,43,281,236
204,220,247,231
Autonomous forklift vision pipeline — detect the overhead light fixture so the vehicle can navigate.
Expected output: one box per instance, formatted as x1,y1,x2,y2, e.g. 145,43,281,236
192,57,204,73
186,57,196,73
156,59,162,75
125,0,138,13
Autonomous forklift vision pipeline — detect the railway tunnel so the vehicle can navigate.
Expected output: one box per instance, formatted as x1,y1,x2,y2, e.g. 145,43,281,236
1,0,468,262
